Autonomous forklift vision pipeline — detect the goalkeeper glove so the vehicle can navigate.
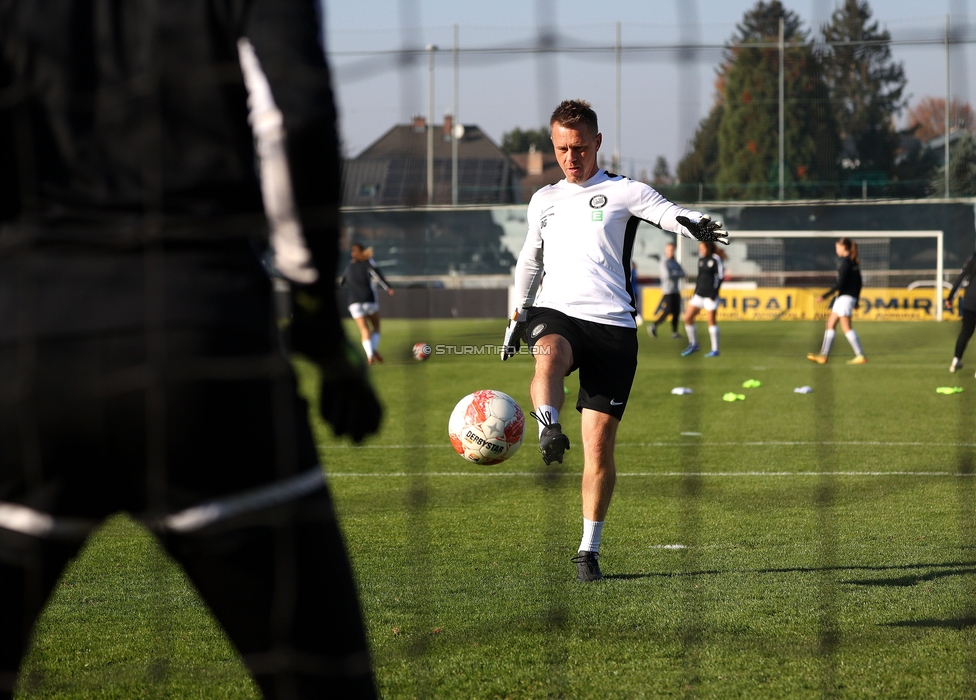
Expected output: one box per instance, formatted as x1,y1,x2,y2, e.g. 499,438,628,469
676,215,730,246
290,284,382,443
501,308,528,361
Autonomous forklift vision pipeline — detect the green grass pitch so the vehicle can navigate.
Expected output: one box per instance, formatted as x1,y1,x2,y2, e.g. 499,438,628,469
17,319,976,699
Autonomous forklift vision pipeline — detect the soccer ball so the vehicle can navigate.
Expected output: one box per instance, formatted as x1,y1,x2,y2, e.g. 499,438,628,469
412,342,431,361
448,390,524,465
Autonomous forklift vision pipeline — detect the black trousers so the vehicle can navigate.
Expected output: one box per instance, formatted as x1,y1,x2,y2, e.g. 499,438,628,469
954,308,976,360
0,327,376,699
653,292,682,332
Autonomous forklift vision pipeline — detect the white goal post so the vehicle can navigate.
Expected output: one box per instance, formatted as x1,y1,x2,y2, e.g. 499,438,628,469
675,230,945,321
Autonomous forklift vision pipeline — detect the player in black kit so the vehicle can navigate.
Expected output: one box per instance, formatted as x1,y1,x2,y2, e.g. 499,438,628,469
340,243,394,365
807,237,867,365
944,251,976,374
682,241,725,357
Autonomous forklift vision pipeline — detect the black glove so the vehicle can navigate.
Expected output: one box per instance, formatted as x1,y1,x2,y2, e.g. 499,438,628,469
290,284,382,442
501,309,528,361
676,215,730,246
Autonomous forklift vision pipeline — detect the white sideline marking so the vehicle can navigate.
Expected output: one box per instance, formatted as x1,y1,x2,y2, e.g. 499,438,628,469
651,544,688,549
326,471,973,478
321,440,976,449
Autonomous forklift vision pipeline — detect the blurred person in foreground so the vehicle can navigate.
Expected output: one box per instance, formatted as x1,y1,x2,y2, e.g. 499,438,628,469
0,1,380,698
501,99,728,582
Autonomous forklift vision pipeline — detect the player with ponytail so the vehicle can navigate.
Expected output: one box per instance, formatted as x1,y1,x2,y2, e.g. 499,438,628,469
808,237,867,365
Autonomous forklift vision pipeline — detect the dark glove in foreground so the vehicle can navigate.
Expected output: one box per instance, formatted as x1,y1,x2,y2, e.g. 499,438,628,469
290,285,382,442
501,315,527,361
676,215,730,245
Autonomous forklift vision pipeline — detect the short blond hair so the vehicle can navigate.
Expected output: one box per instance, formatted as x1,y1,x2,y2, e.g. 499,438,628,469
550,99,599,136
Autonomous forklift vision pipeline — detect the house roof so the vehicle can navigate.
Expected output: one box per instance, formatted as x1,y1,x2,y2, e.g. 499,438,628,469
342,118,525,207
509,149,564,201
356,119,512,162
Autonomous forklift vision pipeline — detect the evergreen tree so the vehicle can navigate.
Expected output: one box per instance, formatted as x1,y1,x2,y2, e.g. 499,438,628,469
500,126,551,154
652,156,672,185
928,133,976,198
716,1,838,199
677,104,723,190
820,0,907,182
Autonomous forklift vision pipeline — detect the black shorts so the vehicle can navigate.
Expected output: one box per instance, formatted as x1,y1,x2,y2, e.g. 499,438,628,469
525,308,638,420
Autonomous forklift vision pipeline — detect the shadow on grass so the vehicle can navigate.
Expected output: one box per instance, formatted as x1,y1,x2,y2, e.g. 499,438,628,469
602,560,976,585
842,566,976,587
883,617,976,630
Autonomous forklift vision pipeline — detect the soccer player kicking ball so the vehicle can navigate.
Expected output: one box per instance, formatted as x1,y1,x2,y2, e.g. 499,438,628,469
807,237,867,365
501,99,729,582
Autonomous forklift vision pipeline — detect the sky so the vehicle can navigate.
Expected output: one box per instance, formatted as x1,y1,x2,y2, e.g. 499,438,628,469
323,0,975,178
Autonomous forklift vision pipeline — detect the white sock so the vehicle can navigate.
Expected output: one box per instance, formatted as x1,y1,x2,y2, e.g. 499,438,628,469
535,405,559,438
845,329,864,357
579,518,604,553
370,331,380,353
820,329,835,356
361,339,373,359
685,324,698,346
708,325,720,352
952,357,962,368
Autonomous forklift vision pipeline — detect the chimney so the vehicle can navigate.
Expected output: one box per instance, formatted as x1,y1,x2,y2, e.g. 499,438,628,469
527,143,543,175
443,114,453,137
412,115,426,133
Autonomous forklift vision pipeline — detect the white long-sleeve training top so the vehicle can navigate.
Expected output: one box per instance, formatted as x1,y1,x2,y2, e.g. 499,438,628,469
513,169,705,328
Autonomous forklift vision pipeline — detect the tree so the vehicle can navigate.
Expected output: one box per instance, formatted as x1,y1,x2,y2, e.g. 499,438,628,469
716,1,838,199
500,126,550,154
677,104,723,189
907,97,976,142
652,156,672,185
819,0,907,178
928,133,976,197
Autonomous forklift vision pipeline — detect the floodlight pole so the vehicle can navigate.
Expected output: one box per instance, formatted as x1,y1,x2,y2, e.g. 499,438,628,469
944,15,950,199
427,44,437,205
452,25,459,206
614,21,621,174
778,17,785,201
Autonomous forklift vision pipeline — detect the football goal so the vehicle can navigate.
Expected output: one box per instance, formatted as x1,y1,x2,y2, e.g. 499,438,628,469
675,230,946,321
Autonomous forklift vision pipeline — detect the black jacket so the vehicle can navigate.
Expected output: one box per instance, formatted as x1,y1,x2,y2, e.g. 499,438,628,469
948,253,976,313
340,259,392,306
0,0,343,339
824,256,862,300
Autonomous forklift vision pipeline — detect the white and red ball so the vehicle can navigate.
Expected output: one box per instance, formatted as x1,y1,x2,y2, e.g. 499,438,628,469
448,390,524,465
412,342,431,361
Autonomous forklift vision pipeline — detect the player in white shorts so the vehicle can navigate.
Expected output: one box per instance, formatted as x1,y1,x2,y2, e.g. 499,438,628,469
808,237,867,365
682,241,726,357
340,243,394,364
500,99,729,582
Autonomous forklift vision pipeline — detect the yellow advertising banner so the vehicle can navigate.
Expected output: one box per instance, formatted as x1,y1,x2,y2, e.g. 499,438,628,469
642,287,958,322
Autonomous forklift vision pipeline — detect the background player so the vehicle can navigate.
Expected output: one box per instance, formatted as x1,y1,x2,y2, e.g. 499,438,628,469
807,237,867,365
0,1,380,697
944,250,976,374
501,99,728,582
682,241,726,357
649,241,686,339
340,243,395,365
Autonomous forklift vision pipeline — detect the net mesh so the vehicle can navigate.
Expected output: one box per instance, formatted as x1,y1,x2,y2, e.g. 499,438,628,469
3,0,976,696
